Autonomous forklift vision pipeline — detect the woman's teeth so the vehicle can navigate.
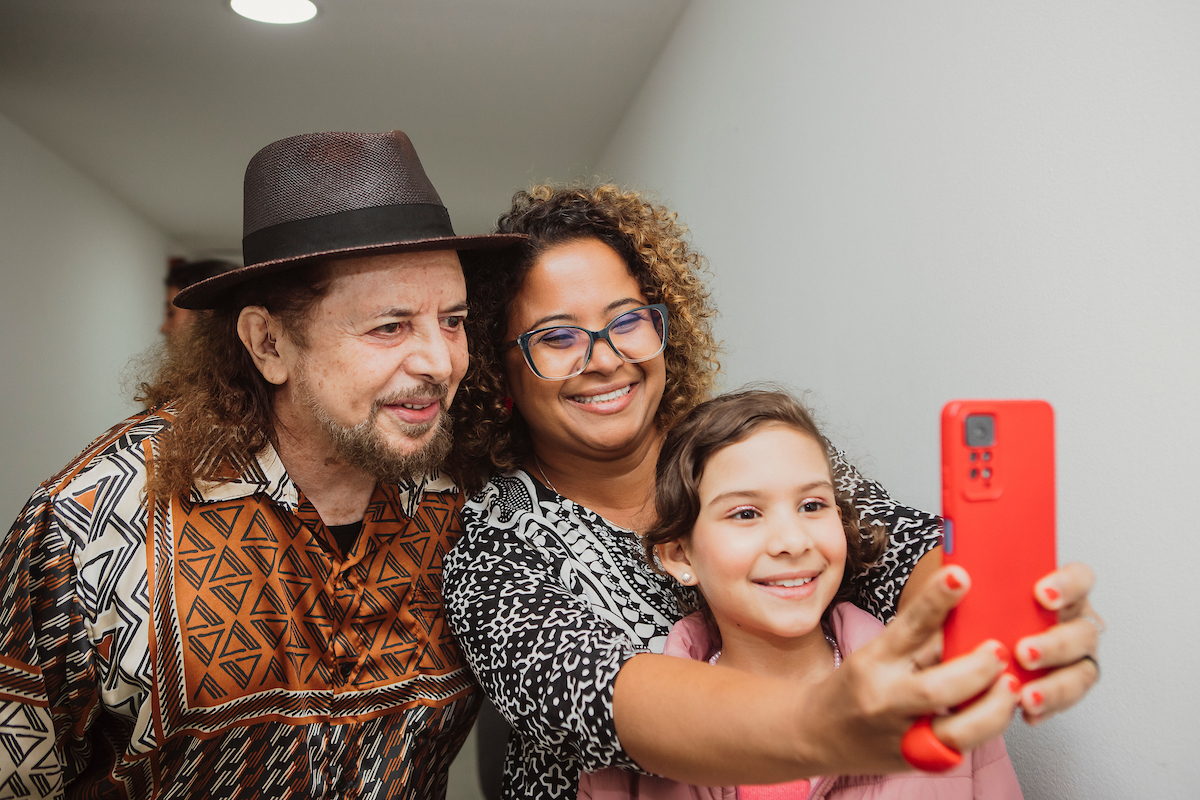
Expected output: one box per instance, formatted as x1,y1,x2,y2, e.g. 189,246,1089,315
573,385,631,404
760,577,814,588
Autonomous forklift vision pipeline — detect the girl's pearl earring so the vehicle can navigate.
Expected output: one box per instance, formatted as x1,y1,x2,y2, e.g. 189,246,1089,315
680,572,691,583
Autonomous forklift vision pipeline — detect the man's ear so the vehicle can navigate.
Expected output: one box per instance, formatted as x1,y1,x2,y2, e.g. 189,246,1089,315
656,541,697,586
237,306,289,386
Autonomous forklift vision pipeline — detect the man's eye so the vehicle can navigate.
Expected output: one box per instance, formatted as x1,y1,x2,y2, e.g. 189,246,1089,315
443,315,465,330
374,322,402,335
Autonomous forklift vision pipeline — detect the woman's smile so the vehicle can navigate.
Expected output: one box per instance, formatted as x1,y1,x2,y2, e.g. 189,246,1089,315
567,382,636,410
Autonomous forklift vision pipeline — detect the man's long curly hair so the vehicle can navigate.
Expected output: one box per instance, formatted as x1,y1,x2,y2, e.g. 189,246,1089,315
137,264,332,500
448,183,720,495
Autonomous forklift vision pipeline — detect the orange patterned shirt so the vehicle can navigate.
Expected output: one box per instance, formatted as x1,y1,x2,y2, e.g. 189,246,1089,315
0,408,478,799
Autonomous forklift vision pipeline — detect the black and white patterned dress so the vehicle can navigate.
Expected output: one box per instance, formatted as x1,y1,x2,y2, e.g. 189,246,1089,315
442,450,941,800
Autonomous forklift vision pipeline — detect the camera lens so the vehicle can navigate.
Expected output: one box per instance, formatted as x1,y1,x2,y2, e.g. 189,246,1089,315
965,414,995,447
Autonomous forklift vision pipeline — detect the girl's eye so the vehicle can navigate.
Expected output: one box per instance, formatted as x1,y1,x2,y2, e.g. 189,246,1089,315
800,499,827,513
728,506,761,521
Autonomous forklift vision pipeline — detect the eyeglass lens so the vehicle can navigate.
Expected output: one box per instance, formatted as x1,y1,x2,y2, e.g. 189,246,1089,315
526,306,666,379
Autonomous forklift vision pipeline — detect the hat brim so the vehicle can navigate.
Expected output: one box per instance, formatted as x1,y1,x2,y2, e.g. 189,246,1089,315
173,232,526,310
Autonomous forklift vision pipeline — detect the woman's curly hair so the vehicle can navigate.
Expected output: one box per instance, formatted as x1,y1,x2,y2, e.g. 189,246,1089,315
448,183,721,494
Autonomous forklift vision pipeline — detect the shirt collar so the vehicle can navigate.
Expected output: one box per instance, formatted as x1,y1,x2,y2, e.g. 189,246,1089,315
190,443,300,512
189,443,458,515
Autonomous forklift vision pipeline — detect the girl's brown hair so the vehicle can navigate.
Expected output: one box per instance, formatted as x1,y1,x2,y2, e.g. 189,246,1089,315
643,388,887,621
447,183,720,494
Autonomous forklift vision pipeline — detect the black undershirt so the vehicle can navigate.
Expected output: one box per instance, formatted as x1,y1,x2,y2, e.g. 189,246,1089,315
328,520,364,557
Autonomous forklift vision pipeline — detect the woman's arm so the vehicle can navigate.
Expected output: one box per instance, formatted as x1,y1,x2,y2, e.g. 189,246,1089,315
829,449,942,622
447,506,1015,785
614,565,1018,785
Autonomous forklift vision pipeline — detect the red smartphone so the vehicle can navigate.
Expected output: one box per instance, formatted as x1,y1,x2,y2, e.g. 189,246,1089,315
941,399,1057,685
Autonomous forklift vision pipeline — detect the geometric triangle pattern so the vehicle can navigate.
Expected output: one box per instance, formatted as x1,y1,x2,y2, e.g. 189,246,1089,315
169,482,469,708
0,408,480,799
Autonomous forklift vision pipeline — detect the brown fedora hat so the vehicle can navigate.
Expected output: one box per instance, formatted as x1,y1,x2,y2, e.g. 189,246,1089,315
175,130,525,309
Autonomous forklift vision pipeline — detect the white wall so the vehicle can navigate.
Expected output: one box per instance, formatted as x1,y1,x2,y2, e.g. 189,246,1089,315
599,1,1198,797
0,113,170,521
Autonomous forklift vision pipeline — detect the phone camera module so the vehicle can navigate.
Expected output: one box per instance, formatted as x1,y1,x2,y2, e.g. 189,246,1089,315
964,414,995,448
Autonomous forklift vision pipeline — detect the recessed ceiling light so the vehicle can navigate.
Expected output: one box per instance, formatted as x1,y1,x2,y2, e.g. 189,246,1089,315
231,0,317,25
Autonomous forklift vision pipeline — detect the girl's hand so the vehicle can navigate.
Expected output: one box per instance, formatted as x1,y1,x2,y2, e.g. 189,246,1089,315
1013,562,1101,724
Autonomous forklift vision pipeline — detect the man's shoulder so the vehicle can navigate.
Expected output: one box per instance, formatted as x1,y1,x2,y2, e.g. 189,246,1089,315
41,407,174,499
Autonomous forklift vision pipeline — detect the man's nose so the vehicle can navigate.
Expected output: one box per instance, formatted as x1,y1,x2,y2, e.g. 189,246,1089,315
406,322,455,384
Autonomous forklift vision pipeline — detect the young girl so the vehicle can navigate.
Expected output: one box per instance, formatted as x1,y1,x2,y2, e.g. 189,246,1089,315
578,389,1023,800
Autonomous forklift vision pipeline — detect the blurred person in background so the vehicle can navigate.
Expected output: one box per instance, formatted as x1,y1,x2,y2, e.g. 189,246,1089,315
160,257,238,337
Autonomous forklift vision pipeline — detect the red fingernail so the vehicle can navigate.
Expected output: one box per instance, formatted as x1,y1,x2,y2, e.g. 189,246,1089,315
1043,586,1060,602
945,572,963,590
1029,691,1044,708
1007,675,1020,693
993,643,1010,666
1026,645,1041,664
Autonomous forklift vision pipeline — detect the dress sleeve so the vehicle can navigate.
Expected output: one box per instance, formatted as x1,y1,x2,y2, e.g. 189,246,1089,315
829,448,942,622
443,491,641,774
0,485,94,798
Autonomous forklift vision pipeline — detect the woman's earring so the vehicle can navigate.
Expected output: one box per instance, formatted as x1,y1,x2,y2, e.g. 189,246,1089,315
503,396,514,415
680,572,692,584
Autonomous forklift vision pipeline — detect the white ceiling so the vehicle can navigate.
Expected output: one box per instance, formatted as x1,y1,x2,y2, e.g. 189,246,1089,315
0,0,689,257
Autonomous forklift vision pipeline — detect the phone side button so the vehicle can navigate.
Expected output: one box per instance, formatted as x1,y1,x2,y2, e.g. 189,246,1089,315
942,518,954,555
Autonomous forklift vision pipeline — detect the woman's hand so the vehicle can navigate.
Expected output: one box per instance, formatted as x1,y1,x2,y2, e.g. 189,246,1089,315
1013,562,1101,724
808,565,1020,775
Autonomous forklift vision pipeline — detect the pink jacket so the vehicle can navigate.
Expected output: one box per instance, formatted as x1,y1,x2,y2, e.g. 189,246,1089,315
578,604,1023,800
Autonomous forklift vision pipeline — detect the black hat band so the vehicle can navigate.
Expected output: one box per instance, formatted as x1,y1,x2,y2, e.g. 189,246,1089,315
242,203,454,267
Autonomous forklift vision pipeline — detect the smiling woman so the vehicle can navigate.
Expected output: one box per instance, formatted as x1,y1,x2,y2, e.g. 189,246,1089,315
498,238,668,489
443,182,1101,800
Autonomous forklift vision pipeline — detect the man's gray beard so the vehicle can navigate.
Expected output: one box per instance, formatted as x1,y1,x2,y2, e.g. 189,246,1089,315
295,377,453,484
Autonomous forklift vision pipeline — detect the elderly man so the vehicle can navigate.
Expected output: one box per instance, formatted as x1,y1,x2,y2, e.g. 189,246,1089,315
0,131,521,799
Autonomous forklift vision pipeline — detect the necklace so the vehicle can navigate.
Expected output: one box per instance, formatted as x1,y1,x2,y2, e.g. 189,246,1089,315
532,454,646,535
533,453,560,496
708,633,842,669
